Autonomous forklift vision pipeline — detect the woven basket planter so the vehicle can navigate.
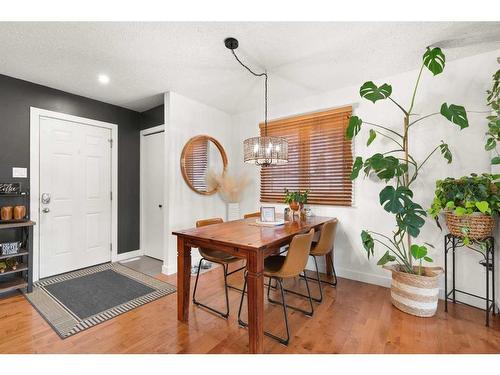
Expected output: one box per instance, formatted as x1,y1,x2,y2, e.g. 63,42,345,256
384,265,443,317
445,212,494,240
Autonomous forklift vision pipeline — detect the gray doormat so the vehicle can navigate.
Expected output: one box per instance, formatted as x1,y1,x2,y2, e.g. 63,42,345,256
25,263,176,339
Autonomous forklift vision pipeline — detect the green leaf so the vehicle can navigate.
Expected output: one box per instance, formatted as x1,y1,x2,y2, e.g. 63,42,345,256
350,157,363,180
439,142,452,163
445,201,455,209
377,251,396,266
346,116,362,139
363,154,407,181
367,129,376,146
423,256,433,263
485,138,496,151
410,244,428,260
361,230,374,258
423,47,445,75
379,186,413,214
455,206,467,216
492,156,500,165
475,201,491,214
397,201,427,237
440,103,469,129
359,81,392,103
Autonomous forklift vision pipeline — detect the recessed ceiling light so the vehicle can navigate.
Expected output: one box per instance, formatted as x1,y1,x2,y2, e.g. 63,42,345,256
98,74,110,85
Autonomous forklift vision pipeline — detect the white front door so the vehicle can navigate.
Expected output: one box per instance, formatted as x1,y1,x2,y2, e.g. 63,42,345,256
39,117,112,278
142,130,165,260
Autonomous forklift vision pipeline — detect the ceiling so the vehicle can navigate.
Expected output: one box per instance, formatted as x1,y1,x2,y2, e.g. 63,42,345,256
0,22,499,114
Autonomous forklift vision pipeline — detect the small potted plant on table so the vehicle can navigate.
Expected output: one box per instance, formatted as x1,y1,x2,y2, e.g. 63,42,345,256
429,173,500,244
284,189,308,220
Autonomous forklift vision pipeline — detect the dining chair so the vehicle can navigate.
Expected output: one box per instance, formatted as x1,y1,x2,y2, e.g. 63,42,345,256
288,219,338,303
243,212,261,219
237,228,315,346
192,218,245,319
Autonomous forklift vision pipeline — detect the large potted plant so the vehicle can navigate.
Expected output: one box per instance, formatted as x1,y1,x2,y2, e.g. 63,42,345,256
429,173,500,244
346,47,469,317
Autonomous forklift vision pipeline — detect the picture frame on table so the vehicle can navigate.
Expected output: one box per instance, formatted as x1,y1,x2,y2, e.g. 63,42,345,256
260,207,276,222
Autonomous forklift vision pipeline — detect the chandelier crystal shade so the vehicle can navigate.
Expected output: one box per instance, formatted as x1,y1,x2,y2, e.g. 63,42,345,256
224,37,288,167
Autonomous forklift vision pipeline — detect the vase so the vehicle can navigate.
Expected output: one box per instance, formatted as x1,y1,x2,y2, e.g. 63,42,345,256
289,202,300,219
384,265,443,317
227,202,240,221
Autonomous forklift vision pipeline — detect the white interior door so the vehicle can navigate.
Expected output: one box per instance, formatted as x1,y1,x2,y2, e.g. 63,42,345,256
142,130,165,260
39,117,112,278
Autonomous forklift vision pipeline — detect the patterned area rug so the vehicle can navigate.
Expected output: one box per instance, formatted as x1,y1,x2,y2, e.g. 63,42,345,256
25,263,176,339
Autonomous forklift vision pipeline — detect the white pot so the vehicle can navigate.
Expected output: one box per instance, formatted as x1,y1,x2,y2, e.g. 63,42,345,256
227,202,240,221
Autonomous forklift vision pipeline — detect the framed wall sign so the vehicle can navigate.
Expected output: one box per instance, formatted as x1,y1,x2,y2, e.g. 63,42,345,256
260,207,276,222
0,182,21,195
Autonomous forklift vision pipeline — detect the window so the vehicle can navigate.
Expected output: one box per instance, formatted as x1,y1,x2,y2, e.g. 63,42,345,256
260,106,353,206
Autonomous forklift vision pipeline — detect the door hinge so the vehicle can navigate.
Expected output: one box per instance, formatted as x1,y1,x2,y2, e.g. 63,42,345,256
108,138,113,148
110,191,113,201
110,243,112,252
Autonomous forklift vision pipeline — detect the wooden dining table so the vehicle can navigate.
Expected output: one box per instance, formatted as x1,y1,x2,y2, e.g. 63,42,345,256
172,215,335,353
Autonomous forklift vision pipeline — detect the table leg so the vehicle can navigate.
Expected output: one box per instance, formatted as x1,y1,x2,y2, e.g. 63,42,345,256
246,251,264,354
177,236,191,322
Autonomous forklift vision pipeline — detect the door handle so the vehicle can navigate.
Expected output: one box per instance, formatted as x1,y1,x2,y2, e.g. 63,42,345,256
42,208,50,213
41,193,51,204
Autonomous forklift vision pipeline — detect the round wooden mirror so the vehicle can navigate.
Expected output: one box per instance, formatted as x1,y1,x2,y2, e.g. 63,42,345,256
180,135,228,195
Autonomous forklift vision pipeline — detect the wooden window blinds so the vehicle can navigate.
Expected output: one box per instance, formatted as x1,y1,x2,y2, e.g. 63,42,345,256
260,106,353,206
184,138,208,192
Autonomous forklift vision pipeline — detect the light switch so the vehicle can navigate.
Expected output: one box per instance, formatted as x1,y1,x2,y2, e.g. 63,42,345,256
12,167,27,178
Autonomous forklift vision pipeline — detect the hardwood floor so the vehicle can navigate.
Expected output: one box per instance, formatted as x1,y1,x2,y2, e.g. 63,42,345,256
0,263,499,354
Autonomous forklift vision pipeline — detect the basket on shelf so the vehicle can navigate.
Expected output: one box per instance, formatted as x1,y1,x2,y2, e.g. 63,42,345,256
445,212,495,240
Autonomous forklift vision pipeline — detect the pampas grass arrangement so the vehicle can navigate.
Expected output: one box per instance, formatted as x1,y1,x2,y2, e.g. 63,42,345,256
206,169,251,203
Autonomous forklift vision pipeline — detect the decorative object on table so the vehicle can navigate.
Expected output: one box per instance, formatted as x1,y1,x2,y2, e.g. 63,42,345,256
1,206,13,221
13,205,26,220
444,234,496,326
484,57,500,164
0,183,20,195
284,189,308,220
429,173,499,244
224,37,288,167
346,47,469,317
284,207,291,221
206,168,251,221
25,263,176,339
180,135,228,195
260,207,276,222
0,241,22,255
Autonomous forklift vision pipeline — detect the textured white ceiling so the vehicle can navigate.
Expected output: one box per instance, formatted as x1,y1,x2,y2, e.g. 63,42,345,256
0,22,499,114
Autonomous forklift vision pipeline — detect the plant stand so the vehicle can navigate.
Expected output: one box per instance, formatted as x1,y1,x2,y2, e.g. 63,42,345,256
444,234,496,326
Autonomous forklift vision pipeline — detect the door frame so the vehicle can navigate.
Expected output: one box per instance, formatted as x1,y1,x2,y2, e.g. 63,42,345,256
30,107,118,281
140,124,165,260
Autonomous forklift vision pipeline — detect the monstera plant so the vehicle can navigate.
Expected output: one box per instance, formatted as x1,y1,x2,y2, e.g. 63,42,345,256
347,47,469,276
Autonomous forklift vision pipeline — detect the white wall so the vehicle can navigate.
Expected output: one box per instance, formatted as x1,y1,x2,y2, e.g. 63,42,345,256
231,49,500,307
162,91,234,274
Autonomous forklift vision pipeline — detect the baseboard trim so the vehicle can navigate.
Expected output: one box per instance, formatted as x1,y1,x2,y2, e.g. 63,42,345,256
162,253,202,276
114,249,144,262
335,266,392,288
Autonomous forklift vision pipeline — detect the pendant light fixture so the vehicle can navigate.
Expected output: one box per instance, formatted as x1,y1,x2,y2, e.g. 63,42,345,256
224,37,288,167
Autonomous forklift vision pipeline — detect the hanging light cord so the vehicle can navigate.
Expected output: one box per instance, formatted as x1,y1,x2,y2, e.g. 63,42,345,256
231,49,268,136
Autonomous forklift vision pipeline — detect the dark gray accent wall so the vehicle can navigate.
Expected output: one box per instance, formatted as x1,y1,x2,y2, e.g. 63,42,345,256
0,74,141,254
140,104,164,130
